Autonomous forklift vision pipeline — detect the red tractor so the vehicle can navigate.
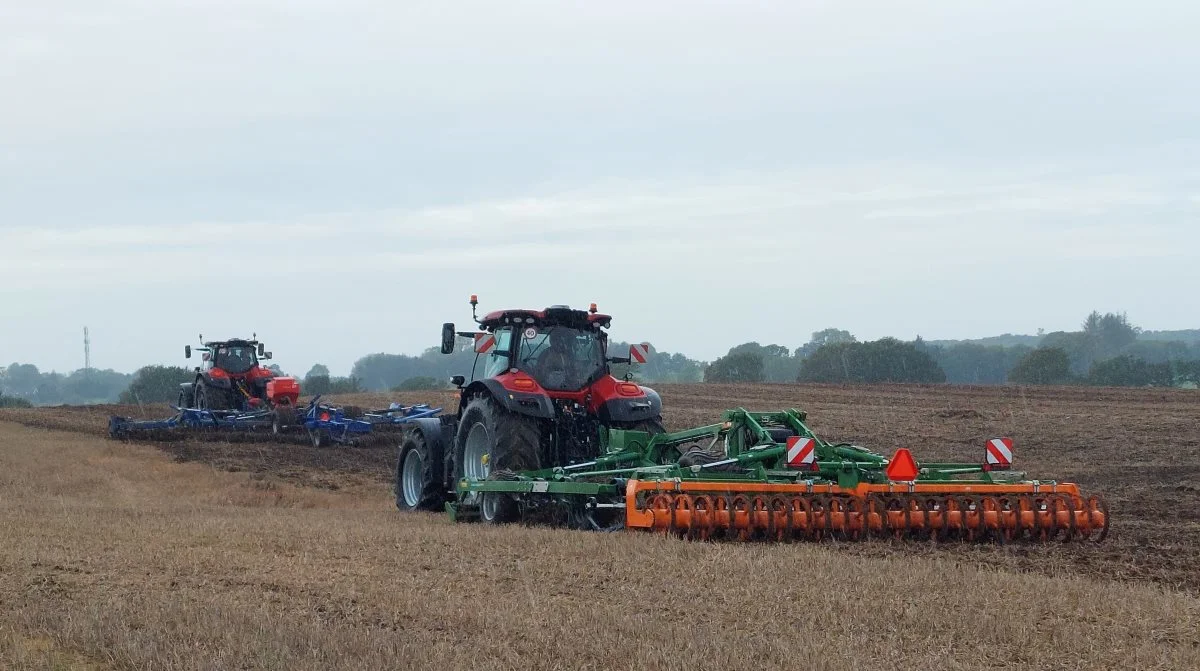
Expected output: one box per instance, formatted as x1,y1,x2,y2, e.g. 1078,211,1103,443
396,298,663,520
180,337,300,412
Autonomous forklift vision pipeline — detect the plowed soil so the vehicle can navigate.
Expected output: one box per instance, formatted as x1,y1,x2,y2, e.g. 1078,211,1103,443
4,383,1198,592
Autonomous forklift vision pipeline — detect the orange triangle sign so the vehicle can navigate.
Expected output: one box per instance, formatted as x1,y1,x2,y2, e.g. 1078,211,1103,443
886,448,920,482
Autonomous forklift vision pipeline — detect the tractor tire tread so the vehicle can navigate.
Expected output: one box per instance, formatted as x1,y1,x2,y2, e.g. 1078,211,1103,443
396,429,444,512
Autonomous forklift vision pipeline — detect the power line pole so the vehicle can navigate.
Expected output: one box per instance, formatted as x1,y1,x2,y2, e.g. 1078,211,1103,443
84,326,91,372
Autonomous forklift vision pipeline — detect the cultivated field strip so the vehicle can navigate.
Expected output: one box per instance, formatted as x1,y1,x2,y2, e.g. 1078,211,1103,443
4,383,1199,592
2,420,1199,670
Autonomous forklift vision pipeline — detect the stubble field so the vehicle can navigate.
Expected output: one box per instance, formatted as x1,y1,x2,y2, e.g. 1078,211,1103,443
2,383,1198,669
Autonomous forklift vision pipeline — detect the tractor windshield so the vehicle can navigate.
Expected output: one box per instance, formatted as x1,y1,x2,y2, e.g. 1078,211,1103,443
212,346,257,374
517,326,605,391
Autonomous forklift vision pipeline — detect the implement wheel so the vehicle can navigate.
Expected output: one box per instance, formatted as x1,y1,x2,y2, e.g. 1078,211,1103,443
272,406,295,436
396,430,444,512
454,395,542,524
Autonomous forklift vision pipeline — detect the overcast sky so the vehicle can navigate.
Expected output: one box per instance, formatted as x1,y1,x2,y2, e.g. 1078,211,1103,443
2,1,1198,376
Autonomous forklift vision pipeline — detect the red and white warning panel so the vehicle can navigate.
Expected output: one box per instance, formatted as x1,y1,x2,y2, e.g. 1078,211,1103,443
786,436,817,470
630,343,651,364
474,333,496,354
985,437,1014,470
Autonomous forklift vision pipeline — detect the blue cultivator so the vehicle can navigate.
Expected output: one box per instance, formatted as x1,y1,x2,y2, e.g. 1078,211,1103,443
108,397,442,448
300,397,442,447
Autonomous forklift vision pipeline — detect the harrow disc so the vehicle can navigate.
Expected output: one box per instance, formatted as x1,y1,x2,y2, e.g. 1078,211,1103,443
626,481,1108,543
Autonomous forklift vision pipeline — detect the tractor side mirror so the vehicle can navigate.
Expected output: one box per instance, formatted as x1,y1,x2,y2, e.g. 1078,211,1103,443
185,345,191,359
441,323,456,354
257,343,266,357
264,352,273,360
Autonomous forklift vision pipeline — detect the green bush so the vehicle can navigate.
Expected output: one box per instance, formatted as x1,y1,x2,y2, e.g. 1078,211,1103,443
119,366,194,404
0,393,33,408
704,352,765,383
304,375,363,396
1008,347,1074,385
391,376,445,392
1087,356,1173,387
798,338,945,384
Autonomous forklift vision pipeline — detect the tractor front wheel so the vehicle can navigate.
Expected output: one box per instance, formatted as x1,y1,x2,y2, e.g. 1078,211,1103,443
396,429,444,512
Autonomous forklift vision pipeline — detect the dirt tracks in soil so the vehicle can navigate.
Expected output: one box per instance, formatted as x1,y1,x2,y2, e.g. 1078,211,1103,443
3,383,1198,592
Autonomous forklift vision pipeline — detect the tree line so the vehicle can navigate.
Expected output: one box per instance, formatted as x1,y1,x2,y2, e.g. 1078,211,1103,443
702,312,1200,388
4,311,1198,406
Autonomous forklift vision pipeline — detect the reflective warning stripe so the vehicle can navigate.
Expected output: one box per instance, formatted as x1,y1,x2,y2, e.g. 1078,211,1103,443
474,333,496,353
986,437,1014,468
786,436,816,468
630,343,650,364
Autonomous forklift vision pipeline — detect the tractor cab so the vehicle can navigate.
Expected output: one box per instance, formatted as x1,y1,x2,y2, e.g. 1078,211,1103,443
207,342,260,375
440,297,661,426
189,338,272,378
472,306,612,392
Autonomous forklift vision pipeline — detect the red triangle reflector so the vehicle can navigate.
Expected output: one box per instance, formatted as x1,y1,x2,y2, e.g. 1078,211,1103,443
886,448,920,482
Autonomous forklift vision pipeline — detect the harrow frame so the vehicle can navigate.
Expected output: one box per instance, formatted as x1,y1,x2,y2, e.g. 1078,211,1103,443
109,397,442,447
449,408,1109,542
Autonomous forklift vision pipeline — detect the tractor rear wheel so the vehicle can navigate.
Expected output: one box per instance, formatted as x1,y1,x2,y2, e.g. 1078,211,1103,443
396,429,444,512
194,379,232,411
454,395,542,524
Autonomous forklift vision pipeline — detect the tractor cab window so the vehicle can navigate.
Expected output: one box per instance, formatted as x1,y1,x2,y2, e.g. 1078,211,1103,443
517,326,604,391
482,328,513,378
212,346,257,374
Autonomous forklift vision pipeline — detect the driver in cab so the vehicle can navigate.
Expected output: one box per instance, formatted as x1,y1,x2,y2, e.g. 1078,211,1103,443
536,333,575,388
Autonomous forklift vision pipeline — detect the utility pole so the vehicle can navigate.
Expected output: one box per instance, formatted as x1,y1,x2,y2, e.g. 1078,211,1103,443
84,326,91,373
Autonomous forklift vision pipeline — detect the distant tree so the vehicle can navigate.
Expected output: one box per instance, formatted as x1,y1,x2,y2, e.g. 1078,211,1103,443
727,342,800,382
704,352,765,383
608,343,705,383
798,338,945,384
1173,360,1200,387
1087,356,1173,387
305,364,330,380
931,343,1033,385
305,375,363,396
60,369,132,404
795,329,856,359
1084,311,1139,355
1,363,42,396
1008,347,1073,385
120,366,194,404
391,376,445,392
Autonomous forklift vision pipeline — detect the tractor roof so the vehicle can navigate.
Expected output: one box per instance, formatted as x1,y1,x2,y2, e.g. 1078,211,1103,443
480,305,612,330
203,338,259,348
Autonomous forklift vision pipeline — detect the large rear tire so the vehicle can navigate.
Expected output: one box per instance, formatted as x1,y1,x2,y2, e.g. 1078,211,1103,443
396,430,444,512
194,378,232,411
454,395,542,524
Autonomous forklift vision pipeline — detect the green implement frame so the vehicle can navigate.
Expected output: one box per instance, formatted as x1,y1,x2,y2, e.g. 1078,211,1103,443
453,408,1021,509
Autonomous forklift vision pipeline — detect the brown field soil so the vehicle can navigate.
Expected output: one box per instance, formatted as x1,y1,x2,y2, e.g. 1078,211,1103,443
2,383,1199,668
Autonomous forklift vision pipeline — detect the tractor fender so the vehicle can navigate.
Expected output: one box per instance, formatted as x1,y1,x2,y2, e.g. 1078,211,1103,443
178,382,195,395
200,373,233,390
597,386,663,423
462,379,556,420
